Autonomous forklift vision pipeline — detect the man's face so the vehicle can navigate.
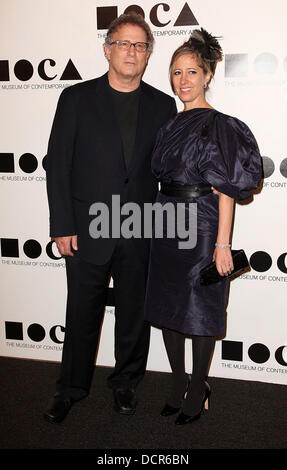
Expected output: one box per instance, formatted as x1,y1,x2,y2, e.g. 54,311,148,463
104,23,150,83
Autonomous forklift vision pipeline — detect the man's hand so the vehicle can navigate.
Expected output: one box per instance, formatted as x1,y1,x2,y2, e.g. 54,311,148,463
52,235,78,256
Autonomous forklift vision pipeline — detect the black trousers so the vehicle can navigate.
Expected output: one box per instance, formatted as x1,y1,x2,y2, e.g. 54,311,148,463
56,237,151,400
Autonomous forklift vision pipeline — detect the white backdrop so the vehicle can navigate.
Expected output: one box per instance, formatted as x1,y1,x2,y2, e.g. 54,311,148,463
1,0,286,385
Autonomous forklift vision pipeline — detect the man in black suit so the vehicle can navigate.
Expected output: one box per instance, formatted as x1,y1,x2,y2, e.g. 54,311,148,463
44,12,176,423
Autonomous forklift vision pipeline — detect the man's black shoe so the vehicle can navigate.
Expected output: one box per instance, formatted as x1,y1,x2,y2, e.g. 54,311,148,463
113,388,137,415
43,394,73,424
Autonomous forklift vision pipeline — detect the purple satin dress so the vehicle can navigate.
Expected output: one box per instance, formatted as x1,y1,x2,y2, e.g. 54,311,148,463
144,108,262,336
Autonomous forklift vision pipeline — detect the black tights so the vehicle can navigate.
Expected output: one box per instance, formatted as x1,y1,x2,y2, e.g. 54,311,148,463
162,328,215,415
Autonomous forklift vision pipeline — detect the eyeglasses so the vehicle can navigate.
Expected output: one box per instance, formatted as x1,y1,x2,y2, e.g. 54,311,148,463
109,40,150,53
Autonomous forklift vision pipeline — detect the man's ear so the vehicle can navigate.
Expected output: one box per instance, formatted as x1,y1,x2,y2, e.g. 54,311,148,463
104,44,111,61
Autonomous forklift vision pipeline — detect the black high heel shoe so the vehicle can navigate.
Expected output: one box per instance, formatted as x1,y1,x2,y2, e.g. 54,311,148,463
160,374,191,417
174,381,211,425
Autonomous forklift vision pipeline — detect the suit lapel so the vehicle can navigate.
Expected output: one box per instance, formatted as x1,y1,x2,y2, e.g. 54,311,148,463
92,74,156,176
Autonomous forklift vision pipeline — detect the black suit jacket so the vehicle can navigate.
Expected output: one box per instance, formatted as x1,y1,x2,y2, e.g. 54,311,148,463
46,73,177,264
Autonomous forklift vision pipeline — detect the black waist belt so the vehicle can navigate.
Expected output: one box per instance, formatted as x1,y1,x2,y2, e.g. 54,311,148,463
160,182,212,198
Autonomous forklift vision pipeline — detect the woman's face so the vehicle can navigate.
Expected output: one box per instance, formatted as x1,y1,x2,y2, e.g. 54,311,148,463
171,53,211,110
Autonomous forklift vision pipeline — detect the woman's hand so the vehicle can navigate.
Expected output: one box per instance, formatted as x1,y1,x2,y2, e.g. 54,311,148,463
211,186,220,195
213,246,234,276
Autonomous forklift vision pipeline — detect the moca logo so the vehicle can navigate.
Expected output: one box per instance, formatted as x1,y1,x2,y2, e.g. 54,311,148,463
96,2,198,29
0,238,61,260
5,321,65,344
0,153,46,174
222,340,287,367
0,58,82,82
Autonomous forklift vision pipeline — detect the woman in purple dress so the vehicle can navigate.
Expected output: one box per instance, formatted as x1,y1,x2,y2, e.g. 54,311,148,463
144,29,262,425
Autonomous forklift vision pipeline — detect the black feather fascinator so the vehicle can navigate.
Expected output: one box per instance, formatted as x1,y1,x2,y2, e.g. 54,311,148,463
188,28,223,64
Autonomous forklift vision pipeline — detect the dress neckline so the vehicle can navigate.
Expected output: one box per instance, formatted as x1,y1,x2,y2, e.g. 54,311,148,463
178,107,215,115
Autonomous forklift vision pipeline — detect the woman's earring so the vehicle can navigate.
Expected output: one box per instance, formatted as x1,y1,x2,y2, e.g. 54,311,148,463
203,83,207,89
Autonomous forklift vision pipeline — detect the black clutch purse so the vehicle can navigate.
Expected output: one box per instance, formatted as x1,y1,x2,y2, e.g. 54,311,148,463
200,249,249,286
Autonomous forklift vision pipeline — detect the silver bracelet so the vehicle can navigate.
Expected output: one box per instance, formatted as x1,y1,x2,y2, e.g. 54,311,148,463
215,243,231,248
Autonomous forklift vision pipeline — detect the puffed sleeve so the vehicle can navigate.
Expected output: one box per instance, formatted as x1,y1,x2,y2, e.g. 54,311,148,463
197,113,263,200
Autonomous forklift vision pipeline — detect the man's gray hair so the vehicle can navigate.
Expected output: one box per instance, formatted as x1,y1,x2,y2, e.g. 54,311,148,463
104,12,154,52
